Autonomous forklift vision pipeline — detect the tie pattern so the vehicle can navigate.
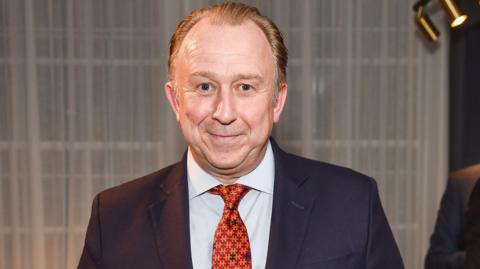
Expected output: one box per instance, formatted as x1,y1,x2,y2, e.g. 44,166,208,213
209,184,252,269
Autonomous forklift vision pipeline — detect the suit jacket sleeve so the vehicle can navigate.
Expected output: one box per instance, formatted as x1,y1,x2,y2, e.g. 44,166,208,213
465,179,480,269
78,195,103,269
425,179,466,269
365,180,404,269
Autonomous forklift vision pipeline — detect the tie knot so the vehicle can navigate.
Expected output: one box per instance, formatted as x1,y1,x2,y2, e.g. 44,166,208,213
208,184,251,209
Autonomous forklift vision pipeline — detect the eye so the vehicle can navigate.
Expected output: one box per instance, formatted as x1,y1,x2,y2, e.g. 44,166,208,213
240,84,252,91
199,83,211,91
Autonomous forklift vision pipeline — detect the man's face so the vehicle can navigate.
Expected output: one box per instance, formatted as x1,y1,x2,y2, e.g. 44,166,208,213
165,19,287,182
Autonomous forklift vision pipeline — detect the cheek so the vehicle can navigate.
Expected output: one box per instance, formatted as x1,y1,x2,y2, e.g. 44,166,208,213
240,99,275,131
181,96,214,125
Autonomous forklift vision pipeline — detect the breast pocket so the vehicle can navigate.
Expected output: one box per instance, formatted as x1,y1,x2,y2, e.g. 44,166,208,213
297,249,361,269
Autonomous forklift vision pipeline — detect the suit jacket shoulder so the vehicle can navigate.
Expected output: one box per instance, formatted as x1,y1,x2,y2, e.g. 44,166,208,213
78,160,192,269
266,141,404,269
424,170,479,269
466,178,480,269
271,144,378,216
97,161,182,213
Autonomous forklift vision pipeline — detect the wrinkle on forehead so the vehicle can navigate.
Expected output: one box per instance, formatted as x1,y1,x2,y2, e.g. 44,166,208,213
178,18,272,61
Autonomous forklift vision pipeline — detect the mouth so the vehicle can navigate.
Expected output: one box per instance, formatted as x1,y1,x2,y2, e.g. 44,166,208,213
208,132,242,142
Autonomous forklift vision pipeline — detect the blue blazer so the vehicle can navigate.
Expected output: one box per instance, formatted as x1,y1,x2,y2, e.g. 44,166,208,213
465,178,480,269
425,168,479,269
78,140,404,269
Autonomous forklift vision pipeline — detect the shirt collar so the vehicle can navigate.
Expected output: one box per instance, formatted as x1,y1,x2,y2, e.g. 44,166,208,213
187,141,275,199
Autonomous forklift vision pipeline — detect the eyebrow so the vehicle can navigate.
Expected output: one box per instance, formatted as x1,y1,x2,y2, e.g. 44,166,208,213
233,73,264,83
190,71,264,83
190,71,217,80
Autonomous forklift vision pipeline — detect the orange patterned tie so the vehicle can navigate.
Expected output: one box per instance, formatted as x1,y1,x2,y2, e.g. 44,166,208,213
208,184,252,269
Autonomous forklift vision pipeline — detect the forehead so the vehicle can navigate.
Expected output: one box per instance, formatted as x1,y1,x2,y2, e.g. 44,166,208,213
175,18,274,78
182,18,269,49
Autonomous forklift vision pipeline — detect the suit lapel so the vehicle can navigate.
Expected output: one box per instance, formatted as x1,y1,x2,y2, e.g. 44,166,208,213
148,158,193,269
145,140,314,269
265,140,315,269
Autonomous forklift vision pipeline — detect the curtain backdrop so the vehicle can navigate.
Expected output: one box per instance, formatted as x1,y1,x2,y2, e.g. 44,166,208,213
0,0,448,268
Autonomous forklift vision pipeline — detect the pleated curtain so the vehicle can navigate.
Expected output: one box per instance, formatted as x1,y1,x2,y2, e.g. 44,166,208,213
0,0,448,268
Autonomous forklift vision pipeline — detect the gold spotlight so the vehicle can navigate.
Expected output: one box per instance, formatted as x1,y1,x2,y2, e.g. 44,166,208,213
416,6,440,42
439,0,468,27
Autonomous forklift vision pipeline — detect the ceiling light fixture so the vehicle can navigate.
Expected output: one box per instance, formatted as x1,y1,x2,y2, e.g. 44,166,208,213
439,0,468,27
416,6,440,41
413,0,471,42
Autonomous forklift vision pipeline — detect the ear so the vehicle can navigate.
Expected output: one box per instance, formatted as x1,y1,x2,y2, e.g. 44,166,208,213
164,81,180,121
273,82,288,123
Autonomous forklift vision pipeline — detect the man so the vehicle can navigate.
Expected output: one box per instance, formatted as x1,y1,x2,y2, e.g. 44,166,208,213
78,2,404,269
425,165,480,269
465,177,480,269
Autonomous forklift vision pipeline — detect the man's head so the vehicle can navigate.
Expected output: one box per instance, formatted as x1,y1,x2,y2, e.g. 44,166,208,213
165,2,288,183
168,2,288,95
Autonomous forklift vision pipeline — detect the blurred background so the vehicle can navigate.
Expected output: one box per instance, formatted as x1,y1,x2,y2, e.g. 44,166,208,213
0,0,479,268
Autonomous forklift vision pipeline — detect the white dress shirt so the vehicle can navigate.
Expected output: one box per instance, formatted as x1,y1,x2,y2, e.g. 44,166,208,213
187,142,275,269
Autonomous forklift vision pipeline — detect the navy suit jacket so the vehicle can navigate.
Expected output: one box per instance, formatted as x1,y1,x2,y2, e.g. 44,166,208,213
465,178,480,269
78,140,404,269
425,166,480,269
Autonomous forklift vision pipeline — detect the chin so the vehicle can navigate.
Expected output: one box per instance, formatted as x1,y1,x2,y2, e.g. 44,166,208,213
207,153,246,170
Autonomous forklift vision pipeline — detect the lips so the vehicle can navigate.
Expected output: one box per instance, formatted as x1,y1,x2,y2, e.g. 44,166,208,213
210,133,239,138
208,132,243,142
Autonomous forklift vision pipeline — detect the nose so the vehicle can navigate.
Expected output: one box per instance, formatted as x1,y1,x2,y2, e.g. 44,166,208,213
212,89,237,125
